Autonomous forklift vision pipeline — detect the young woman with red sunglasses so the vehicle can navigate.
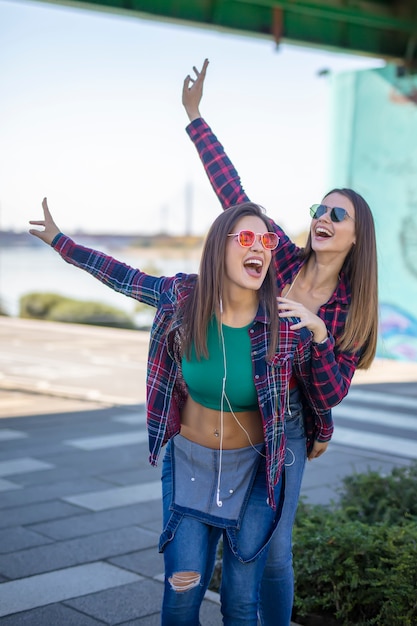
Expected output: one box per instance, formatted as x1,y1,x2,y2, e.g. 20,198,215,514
182,59,378,626
30,198,347,626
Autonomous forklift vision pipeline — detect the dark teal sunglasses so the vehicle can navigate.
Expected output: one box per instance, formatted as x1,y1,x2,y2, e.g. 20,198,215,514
310,204,354,222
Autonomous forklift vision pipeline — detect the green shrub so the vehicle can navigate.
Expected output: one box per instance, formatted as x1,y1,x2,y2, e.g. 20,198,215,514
209,464,417,625
19,292,136,330
292,462,417,626
338,463,417,525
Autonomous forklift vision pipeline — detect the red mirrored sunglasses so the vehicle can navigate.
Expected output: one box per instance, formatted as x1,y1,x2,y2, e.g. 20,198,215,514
227,230,279,250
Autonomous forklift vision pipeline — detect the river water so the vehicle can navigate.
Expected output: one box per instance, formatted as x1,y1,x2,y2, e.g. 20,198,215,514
0,244,200,324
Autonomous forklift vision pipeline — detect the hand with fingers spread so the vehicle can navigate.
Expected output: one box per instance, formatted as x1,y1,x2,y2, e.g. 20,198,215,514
28,197,61,245
277,296,328,343
182,58,209,122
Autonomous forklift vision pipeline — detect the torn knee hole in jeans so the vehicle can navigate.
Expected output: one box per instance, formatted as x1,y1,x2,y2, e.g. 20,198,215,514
168,571,201,592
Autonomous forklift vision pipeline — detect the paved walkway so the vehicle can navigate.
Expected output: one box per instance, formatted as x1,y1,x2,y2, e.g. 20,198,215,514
1,318,417,624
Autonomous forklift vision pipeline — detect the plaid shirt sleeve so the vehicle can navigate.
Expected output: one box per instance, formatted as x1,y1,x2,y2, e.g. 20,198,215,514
293,330,334,442
311,334,359,404
51,233,175,306
308,332,357,409
294,326,360,442
186,118,250,208
314,280,360,408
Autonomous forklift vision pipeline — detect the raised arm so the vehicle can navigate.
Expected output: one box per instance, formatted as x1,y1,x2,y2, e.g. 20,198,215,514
183,61,250,208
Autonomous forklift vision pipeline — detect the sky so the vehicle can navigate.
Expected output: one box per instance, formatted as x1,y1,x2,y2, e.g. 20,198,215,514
0,0,386,237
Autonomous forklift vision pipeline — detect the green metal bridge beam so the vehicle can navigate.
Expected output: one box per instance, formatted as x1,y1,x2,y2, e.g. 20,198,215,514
26,0,417,68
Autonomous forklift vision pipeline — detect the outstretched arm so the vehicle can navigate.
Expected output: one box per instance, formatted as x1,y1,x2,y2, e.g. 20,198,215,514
183,60,250,208
28,198,173,308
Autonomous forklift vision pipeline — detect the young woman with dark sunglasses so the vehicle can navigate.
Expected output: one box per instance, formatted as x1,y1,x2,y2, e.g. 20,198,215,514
182,59,378,626
29,198,348,626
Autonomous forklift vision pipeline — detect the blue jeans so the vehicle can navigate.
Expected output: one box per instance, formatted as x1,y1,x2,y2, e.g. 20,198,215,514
160,437,284,625
259,388,307,626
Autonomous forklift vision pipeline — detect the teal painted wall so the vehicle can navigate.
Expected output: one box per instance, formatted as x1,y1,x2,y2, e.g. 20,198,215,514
329,64,417,361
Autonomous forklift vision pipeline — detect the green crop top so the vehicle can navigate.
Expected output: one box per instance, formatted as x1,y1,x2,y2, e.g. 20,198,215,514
181,317,258,412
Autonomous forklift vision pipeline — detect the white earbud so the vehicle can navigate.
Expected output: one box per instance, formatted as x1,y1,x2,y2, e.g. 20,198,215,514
216,490,223,507
219,298,223,314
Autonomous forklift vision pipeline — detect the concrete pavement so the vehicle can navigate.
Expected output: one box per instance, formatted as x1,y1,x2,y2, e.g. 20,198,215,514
1,317,417,624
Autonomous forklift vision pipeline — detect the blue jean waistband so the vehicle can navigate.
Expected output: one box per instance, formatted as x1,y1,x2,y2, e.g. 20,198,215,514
171,434,264,525
159,435,286,563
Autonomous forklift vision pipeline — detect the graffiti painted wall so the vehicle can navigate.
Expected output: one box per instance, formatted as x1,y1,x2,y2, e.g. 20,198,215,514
328,64,417,361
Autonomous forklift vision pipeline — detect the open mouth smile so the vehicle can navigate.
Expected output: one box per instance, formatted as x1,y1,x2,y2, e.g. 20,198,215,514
315,226,333,238
243,257,263,276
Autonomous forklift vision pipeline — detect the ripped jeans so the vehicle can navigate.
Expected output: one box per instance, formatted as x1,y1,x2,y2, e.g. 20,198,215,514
160,436,284,625
259,386,307,626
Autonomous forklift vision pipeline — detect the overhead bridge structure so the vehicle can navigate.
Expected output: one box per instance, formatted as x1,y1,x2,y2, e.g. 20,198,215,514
31,0,417,70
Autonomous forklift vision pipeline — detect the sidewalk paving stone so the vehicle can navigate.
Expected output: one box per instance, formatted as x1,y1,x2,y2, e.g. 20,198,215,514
1,319,416,624
0,563,142,618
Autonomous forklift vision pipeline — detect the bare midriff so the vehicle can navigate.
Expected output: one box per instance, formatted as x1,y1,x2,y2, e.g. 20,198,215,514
180,395,264,450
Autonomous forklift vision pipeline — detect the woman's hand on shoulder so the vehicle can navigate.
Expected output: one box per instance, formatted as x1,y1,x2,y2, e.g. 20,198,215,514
29,197,61,245
182,58,209,122
277,297,328,343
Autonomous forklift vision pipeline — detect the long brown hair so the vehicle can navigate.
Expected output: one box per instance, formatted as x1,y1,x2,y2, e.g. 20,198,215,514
302,188,378,369
181,202,279,361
